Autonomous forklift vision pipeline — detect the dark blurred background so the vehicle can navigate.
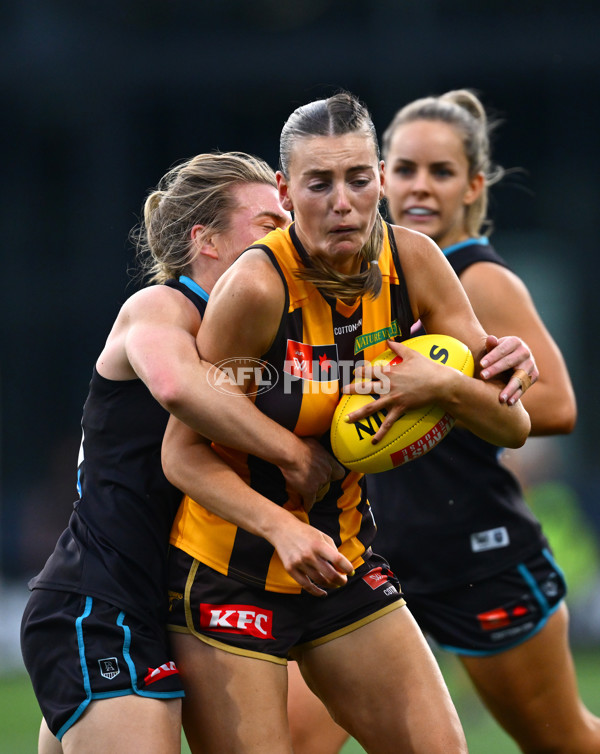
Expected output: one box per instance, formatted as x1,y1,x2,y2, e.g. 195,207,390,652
2,0,599,585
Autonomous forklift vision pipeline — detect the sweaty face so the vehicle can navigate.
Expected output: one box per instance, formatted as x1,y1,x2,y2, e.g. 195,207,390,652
384,120,481,250
278,133,384,275
212,183,290,273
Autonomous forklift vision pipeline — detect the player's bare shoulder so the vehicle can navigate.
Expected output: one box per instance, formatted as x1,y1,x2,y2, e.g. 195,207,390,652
209,247,285,319
113,285,201,333
389,223,445,271
200,247,286,361
389,224,458,323
121,285,201,328
98,285,201,380
222,247,282,292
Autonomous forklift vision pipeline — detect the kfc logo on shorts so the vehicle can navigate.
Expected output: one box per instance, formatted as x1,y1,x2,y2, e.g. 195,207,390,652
199,603,274,639
362,567,388,590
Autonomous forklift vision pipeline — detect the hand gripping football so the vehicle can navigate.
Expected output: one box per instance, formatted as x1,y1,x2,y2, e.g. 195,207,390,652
330,334,475,474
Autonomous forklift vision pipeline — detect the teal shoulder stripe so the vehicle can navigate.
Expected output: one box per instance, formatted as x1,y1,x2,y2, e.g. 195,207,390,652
443,237,489,257
179,275,210,302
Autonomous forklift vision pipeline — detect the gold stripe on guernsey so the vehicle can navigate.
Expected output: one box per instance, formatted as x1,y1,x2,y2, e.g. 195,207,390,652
265,506,310,588
171,491,312,594
337,471,369,566
359,225,402,363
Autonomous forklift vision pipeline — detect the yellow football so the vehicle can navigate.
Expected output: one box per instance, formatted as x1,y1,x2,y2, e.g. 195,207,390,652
330,334,475,474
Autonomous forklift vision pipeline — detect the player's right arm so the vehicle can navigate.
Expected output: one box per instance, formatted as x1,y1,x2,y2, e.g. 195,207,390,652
162,421,353,595
98,284,342,506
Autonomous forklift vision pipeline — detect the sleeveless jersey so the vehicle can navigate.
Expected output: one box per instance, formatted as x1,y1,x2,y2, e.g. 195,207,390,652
367,238,548,593
170,222,415,593
29,279,207,625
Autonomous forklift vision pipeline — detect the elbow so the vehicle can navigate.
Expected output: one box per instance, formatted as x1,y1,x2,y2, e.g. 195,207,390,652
484,421,529,451
504,429,528,450
152,375,189,416
161,443,178,487
563,409,577,435
506,411,532,450
552,398,578,434
161,444,189,495
509,431,528,450
529,398,578,437
532,412,577,437
161,426,186,490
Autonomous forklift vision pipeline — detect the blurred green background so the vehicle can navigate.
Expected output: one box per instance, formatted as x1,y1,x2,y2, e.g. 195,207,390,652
4,647,600,753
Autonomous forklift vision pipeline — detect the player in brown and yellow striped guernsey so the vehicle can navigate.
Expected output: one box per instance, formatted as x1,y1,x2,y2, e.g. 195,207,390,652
163,92,536,754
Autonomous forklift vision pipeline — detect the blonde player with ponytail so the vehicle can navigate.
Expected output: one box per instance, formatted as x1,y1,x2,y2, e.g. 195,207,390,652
21,151,349,754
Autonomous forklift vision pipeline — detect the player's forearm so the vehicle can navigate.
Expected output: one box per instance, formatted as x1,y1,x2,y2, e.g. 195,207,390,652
438,371,531,448
161,359,303,469
162,435,297,540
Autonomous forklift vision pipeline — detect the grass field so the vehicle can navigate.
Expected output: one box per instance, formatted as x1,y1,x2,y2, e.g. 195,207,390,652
4,648,600,753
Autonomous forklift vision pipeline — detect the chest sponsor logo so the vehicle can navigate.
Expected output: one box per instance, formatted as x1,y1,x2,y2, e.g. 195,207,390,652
284,340,339,382
334,319,362,336
144,661,179,685
470,526,510,553
362,566,389,590
353,320,400,355
199,603,274,639
98,657,120,680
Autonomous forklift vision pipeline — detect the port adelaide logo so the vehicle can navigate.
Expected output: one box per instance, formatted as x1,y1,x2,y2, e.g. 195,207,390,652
98,657,120,680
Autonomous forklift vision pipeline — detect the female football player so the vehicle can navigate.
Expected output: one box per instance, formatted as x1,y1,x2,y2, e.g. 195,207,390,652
163,91,535,754
288,90,600,754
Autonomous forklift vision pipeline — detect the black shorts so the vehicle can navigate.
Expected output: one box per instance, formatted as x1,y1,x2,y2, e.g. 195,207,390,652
167,548,405,663
404,548,567,656
20,589,184,740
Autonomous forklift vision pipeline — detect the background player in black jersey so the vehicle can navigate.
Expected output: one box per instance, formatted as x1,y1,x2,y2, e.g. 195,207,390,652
162,92,538,754
287,91,600,754
20,151,354,754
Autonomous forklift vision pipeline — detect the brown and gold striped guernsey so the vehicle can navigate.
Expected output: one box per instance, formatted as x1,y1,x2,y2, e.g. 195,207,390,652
170,222,414,593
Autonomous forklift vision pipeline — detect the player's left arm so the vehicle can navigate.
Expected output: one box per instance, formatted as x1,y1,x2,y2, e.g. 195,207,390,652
349,228,531,447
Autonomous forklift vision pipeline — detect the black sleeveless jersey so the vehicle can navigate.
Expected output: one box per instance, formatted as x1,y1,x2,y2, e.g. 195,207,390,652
29,279,207,624
367,239,548,593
